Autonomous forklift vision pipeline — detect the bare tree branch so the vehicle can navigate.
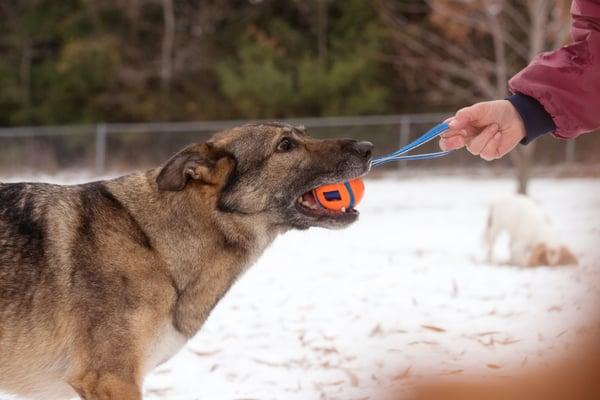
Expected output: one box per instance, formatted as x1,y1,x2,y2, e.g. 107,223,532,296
483,0,508,97
377,0,494,75
389,27,498,98
426,0,530,62
160,0,175,94
549,1,572,50
502,0,530,31
527,0,551,58
396,57,478,103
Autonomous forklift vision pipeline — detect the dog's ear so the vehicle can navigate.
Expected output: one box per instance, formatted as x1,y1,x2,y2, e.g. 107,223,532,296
559,246,578,266
527,243,547,267
157,143,235,191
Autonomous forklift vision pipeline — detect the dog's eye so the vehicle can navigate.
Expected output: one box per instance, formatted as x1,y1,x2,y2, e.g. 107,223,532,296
277,137,295,152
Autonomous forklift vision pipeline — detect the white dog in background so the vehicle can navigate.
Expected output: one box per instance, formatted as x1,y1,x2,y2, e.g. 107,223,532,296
484,194,578,267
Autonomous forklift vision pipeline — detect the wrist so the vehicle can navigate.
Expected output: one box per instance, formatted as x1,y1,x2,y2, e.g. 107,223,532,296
504,100,526,141
505,93,556,145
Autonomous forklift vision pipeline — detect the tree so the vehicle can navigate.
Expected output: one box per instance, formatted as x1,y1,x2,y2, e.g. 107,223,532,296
375,0,571,194
214,0,392,118
0,0,394,123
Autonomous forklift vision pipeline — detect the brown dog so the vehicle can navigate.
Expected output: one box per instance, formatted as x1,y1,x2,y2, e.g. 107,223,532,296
0,122,372,399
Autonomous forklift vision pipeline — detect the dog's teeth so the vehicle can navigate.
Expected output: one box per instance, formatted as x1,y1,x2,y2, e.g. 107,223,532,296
301,200,315,209
298,196,321,211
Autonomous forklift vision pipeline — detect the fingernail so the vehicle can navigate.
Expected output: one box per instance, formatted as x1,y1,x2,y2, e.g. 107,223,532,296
448,119,457,128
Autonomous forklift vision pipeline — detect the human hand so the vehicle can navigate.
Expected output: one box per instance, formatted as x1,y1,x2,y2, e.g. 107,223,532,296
439,100,526,161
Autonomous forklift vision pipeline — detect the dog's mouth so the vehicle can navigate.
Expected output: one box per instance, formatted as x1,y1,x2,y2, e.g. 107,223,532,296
289,159,370,227
294,189,358,221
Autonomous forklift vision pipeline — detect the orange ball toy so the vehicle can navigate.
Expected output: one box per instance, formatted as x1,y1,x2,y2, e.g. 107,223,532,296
313,178,365,211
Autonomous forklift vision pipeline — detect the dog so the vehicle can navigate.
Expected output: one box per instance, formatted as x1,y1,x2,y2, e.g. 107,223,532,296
484,194,577,267
0,122,373,400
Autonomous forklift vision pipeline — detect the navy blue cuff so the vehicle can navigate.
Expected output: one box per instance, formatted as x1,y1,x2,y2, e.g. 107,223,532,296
506,93,556,145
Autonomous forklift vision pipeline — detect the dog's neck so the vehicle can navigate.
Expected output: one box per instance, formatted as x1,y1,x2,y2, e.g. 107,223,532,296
107,170,283,337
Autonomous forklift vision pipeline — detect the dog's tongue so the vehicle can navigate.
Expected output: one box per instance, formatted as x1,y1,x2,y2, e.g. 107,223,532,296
302,191,319,208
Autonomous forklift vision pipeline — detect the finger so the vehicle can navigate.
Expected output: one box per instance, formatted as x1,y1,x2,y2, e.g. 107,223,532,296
449,103,490,130
441,117,459,137
439,135,467,151
466,124,498,155
480,132,503,161
440,127,468,139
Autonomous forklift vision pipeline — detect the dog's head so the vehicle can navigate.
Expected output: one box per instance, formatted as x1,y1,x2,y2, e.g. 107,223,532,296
528,243,578,267
156,122,373,230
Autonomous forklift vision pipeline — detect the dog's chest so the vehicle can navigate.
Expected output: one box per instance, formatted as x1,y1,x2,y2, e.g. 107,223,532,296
143,322,188,374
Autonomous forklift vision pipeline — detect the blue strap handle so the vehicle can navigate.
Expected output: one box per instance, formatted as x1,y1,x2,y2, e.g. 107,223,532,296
343,181,355,208
371,150,451,167
371,122,452,167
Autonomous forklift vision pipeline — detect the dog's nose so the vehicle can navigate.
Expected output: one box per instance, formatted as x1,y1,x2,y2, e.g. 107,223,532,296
351,141,374,158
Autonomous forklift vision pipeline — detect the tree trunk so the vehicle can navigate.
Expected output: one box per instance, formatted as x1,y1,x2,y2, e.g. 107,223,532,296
516,150,530,194
317,0,328,66
20,40,32,116
160,0,175,116
509,0,550,195
487,1,532,196
509,143,536,195
484,0,507,98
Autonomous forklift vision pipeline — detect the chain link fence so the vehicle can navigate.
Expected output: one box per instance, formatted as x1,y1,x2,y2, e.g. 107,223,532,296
0,114,594,177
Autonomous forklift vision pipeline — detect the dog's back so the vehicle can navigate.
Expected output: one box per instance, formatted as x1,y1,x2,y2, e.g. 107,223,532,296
488,194,547,233
484,194,559,266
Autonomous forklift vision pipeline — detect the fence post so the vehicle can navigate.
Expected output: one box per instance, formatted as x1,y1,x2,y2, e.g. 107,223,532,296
399,116,411,169
95,123,107,176
565,140,576,164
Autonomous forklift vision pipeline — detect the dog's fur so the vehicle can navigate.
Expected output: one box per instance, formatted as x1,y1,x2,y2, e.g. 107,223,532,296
0,122,372,399
484,194,577,267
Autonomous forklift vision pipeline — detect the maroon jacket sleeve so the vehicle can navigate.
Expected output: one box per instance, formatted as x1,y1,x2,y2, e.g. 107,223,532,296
508,0,600,139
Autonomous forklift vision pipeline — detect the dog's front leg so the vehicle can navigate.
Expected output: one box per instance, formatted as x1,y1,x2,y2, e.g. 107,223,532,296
70,372,141,400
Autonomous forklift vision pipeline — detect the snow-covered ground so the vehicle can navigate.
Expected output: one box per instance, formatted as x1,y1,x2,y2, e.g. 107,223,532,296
3,175,600,400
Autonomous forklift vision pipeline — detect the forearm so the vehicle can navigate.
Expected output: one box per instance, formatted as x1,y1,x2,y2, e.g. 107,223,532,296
508,0,600,140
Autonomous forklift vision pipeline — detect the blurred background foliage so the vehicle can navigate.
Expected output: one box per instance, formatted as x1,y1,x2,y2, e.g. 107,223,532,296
0,0,404,125
0,0,572,125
